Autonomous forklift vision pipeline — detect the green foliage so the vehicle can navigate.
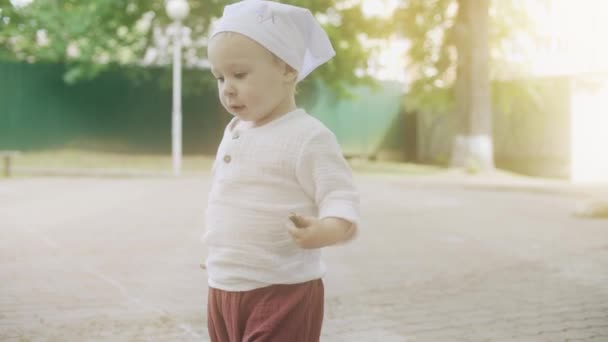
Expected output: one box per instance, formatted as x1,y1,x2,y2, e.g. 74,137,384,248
1,1,152,77
393,0,540,115
0,0,390,95
393,0,456,113
1,0,547,106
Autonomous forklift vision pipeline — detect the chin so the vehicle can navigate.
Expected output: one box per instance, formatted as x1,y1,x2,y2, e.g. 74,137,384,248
233,113,251,120
228,109,245,117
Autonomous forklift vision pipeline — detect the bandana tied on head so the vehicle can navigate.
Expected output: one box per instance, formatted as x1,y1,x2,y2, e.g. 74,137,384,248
210,0,336,81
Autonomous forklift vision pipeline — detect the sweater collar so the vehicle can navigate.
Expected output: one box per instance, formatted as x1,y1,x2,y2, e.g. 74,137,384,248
228,108,305,133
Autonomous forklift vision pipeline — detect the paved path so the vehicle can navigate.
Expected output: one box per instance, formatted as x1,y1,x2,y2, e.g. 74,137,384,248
1,174,607,341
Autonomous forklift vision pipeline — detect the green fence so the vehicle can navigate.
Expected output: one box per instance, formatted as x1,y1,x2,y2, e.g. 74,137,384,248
0,61,405,157
0,61,228,154
310,81,404,158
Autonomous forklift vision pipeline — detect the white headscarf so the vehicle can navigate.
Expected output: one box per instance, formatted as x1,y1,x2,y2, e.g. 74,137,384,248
210,0,335,81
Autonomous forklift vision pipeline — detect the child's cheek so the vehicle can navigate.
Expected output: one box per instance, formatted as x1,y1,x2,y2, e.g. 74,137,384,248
246,89,262,106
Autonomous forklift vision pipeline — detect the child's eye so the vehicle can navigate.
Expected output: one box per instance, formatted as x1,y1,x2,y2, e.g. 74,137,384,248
234,72,247,79
215,76,224,82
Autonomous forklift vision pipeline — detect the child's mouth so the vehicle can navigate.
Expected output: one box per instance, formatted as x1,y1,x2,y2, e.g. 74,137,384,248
230,105,246,112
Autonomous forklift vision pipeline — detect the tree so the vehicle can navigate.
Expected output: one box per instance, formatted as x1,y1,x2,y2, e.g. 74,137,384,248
0,0,391,94
394,0,536,170
451,0,492,170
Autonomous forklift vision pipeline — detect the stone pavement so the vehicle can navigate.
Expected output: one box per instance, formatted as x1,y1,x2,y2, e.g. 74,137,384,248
1,172,607,341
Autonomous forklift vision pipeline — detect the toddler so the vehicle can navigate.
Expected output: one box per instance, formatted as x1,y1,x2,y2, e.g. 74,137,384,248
203,1,360,341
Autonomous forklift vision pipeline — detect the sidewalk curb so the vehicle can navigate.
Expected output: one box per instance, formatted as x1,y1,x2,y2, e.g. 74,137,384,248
361,172,608,199
9,167,608,199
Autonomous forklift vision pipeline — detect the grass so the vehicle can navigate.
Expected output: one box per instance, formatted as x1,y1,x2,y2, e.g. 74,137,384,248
7,149,442,177
348,158,443,175
11,149,214,176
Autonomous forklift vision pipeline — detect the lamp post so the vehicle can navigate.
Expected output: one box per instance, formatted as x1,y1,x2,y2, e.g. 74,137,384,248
165,0,189,176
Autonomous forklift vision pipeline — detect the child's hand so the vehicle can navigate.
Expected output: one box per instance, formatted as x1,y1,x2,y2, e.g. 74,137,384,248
288,213,310,229
287,214,328,249
287,213,353,249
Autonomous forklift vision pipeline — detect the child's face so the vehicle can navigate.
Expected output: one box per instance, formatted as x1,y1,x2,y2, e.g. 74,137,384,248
208,33,296,125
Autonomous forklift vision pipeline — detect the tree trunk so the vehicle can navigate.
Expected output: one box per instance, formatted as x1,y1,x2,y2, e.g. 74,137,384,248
450,0,494,171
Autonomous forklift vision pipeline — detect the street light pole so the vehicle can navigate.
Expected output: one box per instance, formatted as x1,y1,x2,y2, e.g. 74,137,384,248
165,0,189,176
172,20,183,176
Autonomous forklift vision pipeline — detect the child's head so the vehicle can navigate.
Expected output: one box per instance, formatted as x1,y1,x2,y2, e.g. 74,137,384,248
208,0,335,124
208,32,298,125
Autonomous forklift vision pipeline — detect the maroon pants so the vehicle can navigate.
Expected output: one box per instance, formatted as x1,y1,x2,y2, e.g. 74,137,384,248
207,279,324,342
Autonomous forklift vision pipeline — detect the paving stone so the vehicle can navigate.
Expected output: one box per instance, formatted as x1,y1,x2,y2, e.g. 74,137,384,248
2,177,608,341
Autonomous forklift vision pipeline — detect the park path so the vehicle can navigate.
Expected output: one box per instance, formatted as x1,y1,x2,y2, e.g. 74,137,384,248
1,174,607,341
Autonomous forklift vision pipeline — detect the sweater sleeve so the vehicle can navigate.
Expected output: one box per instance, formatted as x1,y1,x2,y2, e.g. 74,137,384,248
295,128,360,231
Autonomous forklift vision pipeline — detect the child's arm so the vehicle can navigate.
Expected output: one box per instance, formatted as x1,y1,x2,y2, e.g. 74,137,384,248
288,214,355,249
291,127,360,248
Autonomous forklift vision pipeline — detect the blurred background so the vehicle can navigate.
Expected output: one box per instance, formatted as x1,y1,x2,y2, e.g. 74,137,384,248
2,1,608,341
1,0,607,182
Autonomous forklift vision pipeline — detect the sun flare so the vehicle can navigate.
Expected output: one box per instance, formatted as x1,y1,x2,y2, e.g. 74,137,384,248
536,0,608,183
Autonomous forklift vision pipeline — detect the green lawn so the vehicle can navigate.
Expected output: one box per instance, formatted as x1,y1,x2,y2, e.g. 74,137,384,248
8,149,442,177
348,158,443,175
11,149,214,176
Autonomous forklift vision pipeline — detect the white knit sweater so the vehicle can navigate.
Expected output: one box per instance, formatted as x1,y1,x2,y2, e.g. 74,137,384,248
203,108,360,291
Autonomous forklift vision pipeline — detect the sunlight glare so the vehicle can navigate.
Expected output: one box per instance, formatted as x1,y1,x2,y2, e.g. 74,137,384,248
361,0,399,19
531,0,608,182
571,82,608,183
10,0,33,8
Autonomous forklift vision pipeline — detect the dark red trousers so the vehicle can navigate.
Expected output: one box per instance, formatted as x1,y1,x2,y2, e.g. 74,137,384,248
207,279,324,342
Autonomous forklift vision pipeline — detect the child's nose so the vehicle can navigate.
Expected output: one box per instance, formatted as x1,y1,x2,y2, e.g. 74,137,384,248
222,82,236,97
